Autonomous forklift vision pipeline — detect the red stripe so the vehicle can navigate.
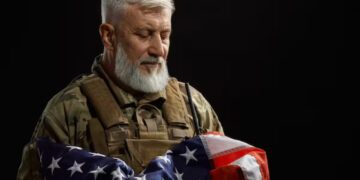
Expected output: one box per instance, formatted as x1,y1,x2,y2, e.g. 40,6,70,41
210,165,246,180
211,147,265,168
249,151,270,180
202,131,225,136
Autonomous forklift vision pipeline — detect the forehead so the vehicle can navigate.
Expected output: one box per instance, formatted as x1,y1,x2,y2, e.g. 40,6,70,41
121,4,172,30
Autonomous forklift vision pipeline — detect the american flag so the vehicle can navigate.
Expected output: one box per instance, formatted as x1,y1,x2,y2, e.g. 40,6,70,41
37,132,269,180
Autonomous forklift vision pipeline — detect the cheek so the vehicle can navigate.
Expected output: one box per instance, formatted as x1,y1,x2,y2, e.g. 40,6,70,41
124,39,148,61
163,44,170,57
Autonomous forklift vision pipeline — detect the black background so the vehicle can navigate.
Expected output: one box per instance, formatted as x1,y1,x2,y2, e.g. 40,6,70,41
3,0,354,179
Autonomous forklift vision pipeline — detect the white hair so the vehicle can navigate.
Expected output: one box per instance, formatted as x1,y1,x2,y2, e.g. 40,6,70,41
114,43,170,93
101,0,175,24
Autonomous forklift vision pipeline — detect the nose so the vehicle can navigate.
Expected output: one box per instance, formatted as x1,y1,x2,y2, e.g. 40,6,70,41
148,34,164,58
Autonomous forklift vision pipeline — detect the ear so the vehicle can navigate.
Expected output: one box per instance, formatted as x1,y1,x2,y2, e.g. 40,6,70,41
99,23,117,51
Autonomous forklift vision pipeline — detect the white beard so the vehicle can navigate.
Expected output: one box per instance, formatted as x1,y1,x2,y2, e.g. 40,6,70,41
114,44,170,93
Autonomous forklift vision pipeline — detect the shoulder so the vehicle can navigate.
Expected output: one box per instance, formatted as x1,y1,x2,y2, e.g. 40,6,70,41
168,78,213,114
41,73,97,122
169,78,223,133
169,78,204,100
171,78,208,105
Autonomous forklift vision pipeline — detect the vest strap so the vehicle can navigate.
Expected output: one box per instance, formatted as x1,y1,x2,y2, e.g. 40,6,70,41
88,117,109,155
163,78,190,126
81,77,128,128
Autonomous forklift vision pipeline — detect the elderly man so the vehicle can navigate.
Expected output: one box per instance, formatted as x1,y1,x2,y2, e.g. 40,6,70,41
17,0,223,179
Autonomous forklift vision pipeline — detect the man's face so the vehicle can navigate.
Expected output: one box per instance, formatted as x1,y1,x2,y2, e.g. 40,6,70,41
116,4,172,76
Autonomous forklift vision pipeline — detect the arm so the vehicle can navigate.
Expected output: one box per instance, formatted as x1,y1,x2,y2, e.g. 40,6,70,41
179,82,224,134
192,89,224,134
17,87,91,180
17,110,69,180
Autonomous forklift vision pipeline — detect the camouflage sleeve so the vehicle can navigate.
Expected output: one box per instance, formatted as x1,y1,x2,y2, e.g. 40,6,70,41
178,83,224,134
17,107,69,180
191,88,224,134
17,86,91,180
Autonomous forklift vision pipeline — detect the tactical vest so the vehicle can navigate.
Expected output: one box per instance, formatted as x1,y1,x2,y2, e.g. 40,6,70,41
80,75,195,173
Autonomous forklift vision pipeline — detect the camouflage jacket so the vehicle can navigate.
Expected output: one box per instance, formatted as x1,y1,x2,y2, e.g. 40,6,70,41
17,55,224,180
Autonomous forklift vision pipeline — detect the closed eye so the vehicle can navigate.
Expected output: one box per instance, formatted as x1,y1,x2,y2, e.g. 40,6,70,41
161,30,171,40
136,33,149,39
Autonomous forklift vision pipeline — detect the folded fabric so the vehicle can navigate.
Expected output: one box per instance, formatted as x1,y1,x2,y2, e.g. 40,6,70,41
37,132,269,180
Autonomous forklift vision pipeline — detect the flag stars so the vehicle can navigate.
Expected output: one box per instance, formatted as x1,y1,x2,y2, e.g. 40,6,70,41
174,168,183,180
89,152,106,157
133,175,146,180
180,146,198,165
48,157,62,175
89,165,107,180
66,145,82,151
111,167,126,180
157,154,171,164
67,161,85,177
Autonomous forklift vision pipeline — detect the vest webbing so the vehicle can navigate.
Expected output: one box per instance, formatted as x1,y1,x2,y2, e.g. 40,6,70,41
80,75,193,155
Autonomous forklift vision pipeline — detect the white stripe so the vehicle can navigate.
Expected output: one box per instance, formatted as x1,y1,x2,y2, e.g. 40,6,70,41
231,154,262,180
200,134,253,159
199,135,212,160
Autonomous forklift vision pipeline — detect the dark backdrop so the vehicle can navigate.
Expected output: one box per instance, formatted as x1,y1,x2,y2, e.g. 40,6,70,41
3,0,353,179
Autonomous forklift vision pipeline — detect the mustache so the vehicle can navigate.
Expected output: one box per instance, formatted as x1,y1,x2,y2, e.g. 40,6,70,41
138,56,164,65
